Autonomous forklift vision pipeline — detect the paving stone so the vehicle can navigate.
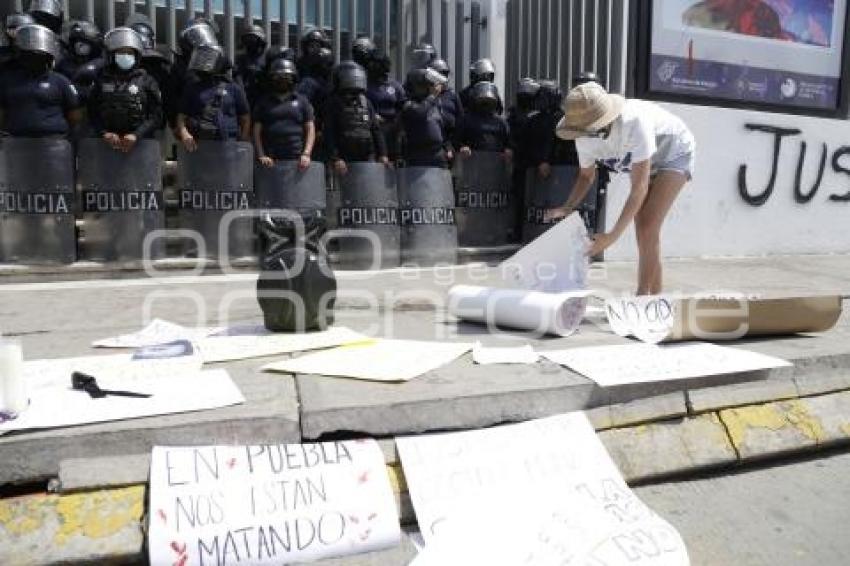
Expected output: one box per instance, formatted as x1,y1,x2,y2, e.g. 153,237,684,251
586,392,688,430
687,377,799,414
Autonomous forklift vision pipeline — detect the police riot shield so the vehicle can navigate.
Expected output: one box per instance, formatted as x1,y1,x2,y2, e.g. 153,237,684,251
453,151,515,247
177,141,255,260
254,160,326,213
325,168,341,231
398,167,457,266
0,138,75,265
77,138,165,262
336,162,400,269
523,165,598,243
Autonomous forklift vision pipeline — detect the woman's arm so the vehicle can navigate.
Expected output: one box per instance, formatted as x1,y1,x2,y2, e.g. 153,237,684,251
549,166,597,218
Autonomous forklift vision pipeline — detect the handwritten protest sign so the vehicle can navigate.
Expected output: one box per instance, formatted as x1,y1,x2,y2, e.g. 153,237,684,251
605,295,677,344
148,440,400,566
397,413,688,564
501,214,589,292
263,340,473,382
93,319,221,349
198,327,369,363
542,343,791,387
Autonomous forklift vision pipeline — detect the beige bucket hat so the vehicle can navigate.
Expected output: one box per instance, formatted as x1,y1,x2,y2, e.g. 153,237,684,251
555,82,626,140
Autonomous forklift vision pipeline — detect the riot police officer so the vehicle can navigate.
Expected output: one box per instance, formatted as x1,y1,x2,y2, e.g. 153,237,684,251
460,58,504,114
534,80,577,171
168,19,219,129
410,42,437,69
56,20,102,79
297,26,331,80
27,0,63,35
295,46,333,143
365,51,405,161
456,81,511,159
324,61,388,175
125,13,172,127
429,58,463,145
0,24,81,138
253,58,315,170
400,67,452,168
2,13,35,65
351,36,375,69
507,77,540,239
235,24,268,108
176,44,250,150
88,27,162,152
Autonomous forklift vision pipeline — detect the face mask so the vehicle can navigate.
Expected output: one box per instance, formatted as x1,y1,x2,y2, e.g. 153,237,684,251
18,52,50,73
115,53,136,71
272,77,294,92
73,41,91,57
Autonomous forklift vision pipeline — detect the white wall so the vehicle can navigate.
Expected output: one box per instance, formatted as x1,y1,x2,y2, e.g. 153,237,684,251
604,102,850,260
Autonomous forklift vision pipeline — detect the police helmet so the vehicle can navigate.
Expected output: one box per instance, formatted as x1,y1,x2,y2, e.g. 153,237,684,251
334,60,367,93
27,0,62,32
125,14,155,40
189,43,226,74
265,45,297,68
428,58,450,79
572,70,601,88
14,23,60,59
66,20,101,45
6,13,36,37
469,58,496,83
300,26,330,51
241,24,267,47
179,20,219,55
516,77,541,101
471,81,501,112
367,52,391,77
267,57,298,82
536,79,562,113
315,47,335,72
351,36,376,67
410,42,437,69
104,27,144,56
406,66,447,99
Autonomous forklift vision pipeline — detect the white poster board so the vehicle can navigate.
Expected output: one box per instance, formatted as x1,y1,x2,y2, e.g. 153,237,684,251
148,440,400,566
605,295,677,344
396,413,688,564
198,327,369,363
501,214,589,292
93,319,221,349
542,343,791,387
263,340,473,382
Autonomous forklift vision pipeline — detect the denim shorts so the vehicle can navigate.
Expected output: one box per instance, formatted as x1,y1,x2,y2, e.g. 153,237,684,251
651,134,695,181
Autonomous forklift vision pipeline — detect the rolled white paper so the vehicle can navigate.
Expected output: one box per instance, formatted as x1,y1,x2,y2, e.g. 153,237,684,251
0,339,27,415
448,285,591,337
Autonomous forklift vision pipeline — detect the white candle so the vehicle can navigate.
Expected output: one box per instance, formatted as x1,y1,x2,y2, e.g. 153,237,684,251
0,339,27,416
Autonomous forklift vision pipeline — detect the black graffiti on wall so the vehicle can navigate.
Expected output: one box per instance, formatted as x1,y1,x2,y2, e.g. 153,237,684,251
738,123,850,206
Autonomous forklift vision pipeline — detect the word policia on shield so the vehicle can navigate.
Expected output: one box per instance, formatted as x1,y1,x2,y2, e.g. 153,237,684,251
148,440,400,566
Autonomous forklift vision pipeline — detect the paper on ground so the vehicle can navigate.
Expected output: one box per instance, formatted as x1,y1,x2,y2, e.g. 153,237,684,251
198,326,369,363
93,319,222,348
542,342,792,387
0,368,243,434
448,285,591,337
148,440,400,566
396,412,688,564
501,213,589,292
471,342,539,365
263,339,472,382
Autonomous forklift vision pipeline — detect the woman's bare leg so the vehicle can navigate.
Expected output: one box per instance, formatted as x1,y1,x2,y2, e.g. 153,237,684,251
633,170,687,295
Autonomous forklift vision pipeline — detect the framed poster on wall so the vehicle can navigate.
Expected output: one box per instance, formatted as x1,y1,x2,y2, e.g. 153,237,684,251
633,0,850,116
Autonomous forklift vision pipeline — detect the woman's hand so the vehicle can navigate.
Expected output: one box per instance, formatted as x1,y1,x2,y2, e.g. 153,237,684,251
119,134,137,153
543,205,572,223
102,132,120,150
259,156,274,168
587,232,616,257
459,146,472,158
298,154,312,171
180,132,197,152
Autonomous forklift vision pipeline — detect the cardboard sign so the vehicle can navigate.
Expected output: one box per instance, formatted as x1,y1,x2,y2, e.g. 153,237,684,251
605,295,842,344
198,327,369,363
501,214,589,292
263,340,473,382
397,413,688,564
471,343,539,365
148,440,400,566
542,343,791,387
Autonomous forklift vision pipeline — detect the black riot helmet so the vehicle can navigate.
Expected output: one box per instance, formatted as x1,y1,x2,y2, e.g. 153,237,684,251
469,58,495,83
428,58,450,80
366,52,391,78
189,43,226,75
27,0,62,34
104,27,144,56
333,60,367,93
6,12,35,40
125,13,155,41
14,23,60,59
516,77,541,106
241,23,267,53
351,36,376,67
265,45,296,68
406,66,447,100
66,20,102,59
410,42,437,69
471,81,501,113
313,46,335,76
572,70,601,88
268,57,298,91
536,79,562,113
179,20,219,56
300,26,329,57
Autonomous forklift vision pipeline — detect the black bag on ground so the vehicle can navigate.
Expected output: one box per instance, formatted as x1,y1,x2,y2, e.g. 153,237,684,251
256,212,337,331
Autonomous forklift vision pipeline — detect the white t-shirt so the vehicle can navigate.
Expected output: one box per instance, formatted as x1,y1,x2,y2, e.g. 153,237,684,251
575,99,695,173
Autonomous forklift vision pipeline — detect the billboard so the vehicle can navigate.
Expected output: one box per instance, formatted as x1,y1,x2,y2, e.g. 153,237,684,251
647,0,848,111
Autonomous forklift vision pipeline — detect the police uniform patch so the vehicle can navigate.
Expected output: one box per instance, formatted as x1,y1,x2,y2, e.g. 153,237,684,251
128,84,139,95
39,82,51,89
387,86,395,95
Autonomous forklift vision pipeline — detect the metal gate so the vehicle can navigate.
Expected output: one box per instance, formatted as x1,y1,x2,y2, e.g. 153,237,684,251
504,0,629,100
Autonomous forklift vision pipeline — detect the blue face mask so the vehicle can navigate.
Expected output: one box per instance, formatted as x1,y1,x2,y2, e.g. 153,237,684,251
114,53,136,71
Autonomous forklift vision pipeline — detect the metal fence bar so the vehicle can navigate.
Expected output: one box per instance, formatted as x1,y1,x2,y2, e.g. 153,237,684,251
368,0,375,39
262,0,272,40
85,0,94,22
396,0,404,77
560,0,571,87
470,1,480,62
14,1,23,14
167,0,177,52
224,0,235,62
317,0,324,29
382,0,391,55
425,0,434,45
297,0,306,37
280,0,289,46
204,0,213,19
541,0,550,78
348,0,357,54
332,0,340,62
127,0,136,16
61,0,69,18
611,0,625,93
411,0,419,46
184,0,193,20
106,0,116,30
146,0,156,34
454,0,463,89
440,0,448,60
